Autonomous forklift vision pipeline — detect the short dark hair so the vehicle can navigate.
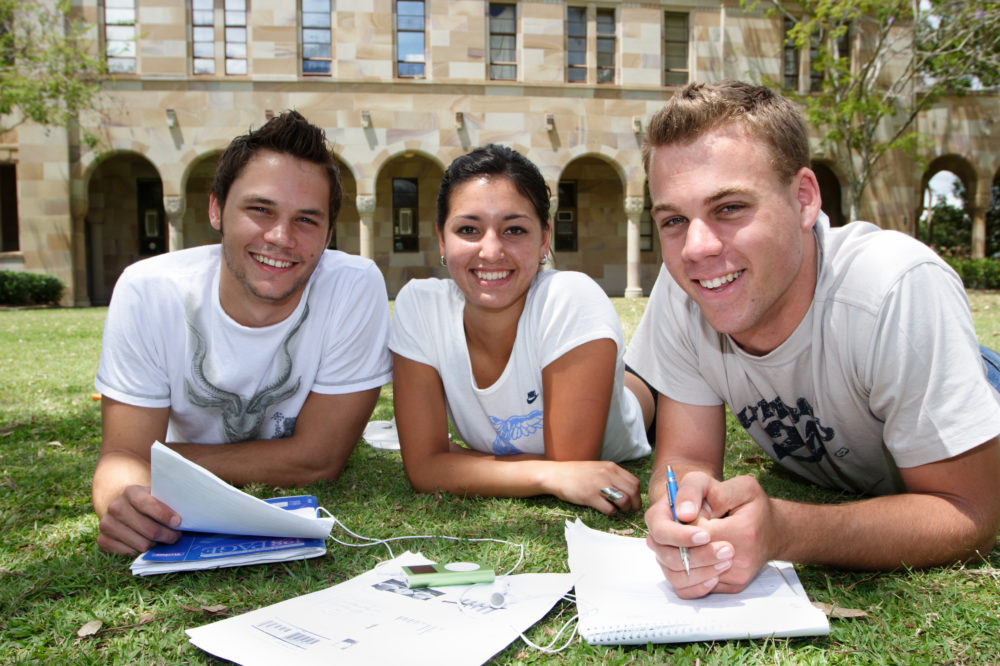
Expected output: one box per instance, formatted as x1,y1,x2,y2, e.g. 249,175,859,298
211,110,343,229
436,144,550,232
642,81,810,184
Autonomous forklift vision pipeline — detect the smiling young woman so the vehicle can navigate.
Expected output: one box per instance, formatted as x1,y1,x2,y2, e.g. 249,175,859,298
388,144,655,515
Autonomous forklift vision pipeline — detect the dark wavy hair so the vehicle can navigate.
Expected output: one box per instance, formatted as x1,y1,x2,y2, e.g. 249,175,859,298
211,110,343,229
436,144,550,232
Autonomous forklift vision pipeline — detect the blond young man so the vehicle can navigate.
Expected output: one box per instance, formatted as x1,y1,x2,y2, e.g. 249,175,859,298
627,81,1000,599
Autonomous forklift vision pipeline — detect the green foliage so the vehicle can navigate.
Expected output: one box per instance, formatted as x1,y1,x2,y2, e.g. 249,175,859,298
743,0,1000,221
0,0,107,145
2,304,1000,663
944,258,1000,289
919,177,972,257
0,270,65,305
987,179,1000,259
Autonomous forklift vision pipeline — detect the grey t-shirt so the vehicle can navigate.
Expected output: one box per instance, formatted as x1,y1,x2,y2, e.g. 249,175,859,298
625,217,1000,495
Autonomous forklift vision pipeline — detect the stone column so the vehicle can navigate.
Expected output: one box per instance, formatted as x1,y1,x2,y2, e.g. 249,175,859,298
70,191,91,307
624,196,644,298
164,196,186,252
87,193,105,305
545,194,559,270
356,195,375,259
972,204,987,259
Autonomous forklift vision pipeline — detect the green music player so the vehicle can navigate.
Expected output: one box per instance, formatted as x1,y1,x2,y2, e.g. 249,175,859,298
402,561,495,588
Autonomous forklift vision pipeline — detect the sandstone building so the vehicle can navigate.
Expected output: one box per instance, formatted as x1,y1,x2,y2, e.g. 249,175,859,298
0,0,997,305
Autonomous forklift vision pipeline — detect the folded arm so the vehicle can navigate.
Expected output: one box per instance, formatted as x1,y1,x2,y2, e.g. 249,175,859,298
645,395,1000,598
93,387,379,554
393,340,640,515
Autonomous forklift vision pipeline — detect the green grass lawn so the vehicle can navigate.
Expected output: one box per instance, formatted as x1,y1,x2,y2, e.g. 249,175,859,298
2,295,1000,664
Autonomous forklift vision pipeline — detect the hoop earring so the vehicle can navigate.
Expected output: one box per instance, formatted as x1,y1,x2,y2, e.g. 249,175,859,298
539,253,548,267
440,255,447,267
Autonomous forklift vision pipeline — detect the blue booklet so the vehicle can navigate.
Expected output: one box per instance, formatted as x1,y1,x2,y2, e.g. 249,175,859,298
130,495,327,576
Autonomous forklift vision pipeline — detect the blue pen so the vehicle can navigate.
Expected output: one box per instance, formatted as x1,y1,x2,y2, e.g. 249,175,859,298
666,465,690,575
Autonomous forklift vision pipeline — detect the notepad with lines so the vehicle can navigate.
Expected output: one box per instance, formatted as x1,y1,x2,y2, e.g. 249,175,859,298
565,519,829,645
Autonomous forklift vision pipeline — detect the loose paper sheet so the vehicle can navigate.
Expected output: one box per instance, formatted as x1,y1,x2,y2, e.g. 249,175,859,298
186,551,575,665
149,442,334,539
566,519,829,644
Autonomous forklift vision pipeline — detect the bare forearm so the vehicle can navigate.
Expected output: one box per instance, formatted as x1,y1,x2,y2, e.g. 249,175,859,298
92,451,153,517
168,436,354,488
773,494,998,569
406,449,559,498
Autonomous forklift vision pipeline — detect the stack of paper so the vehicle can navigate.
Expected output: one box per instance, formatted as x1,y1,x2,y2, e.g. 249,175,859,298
129,443,334,575
131,496,327,575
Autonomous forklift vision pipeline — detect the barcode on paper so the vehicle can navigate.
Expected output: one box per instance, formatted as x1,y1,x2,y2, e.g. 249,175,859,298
253,618,326,649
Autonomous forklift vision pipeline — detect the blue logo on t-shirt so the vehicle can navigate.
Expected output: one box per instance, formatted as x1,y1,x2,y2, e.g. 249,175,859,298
489,410,543,455
526,390,538,404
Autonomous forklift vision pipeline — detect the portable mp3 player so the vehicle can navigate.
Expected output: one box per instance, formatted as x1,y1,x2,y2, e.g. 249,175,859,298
401,561,495,588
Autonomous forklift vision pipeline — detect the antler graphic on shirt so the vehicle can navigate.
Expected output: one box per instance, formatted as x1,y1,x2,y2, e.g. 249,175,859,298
185,304,308,442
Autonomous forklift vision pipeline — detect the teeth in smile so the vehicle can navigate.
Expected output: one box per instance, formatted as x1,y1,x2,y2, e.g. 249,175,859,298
475,270,511,281
700,270,743,289
253,254,293,269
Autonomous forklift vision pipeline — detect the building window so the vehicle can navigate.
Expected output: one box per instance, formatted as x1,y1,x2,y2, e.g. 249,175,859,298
489,3,517,81
640,186,654,252
104,0,136,74
191,0,215,75
393,178,419,252
566,6,586,83
396,0,425,78
596,8,615,84
137,180,167,256
302,0,332,75
555,182,578,252
0,164,18,253
663,11,688,86
811,25,850,92
224,0,247,75
783,17,799,90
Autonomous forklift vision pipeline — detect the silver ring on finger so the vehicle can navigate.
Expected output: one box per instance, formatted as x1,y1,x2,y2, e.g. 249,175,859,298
600,487,625,503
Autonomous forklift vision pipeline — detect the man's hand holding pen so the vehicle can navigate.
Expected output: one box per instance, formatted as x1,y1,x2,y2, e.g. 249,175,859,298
645,469,782,600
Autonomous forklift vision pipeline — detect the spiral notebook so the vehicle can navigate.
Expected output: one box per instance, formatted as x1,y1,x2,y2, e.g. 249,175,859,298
565,519,829,645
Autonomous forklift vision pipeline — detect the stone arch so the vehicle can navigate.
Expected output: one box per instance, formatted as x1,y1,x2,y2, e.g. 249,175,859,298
811,161,846,227
918,154,976,254
367,146,448,190
988,167,1000,258
180,150,223,249
918,154,975,224
559,145,630,192
372,151,447,296
85,151,165,305
331,153,360,254
555,152,629,293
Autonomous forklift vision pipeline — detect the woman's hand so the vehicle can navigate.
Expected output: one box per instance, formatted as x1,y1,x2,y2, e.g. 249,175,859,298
545,460,641,514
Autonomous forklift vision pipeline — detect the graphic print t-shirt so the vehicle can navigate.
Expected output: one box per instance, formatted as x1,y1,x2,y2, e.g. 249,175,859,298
389,270,649,463
95,245,392,444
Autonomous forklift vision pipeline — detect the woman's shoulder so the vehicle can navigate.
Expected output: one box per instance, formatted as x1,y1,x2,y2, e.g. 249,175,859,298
534,269,604,296
531,270,612,310
527,270,618,331
396,277,460,304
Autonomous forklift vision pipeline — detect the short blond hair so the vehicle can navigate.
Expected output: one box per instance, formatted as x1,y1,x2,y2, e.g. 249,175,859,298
642,81,810,184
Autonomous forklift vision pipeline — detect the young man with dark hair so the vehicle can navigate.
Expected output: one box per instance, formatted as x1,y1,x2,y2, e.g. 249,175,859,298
93,111,392,555
627,81,1000,599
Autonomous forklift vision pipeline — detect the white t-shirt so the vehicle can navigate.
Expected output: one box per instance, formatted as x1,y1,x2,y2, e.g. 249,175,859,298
389,270,651,462
625,217,1000,495
95,245,392,444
